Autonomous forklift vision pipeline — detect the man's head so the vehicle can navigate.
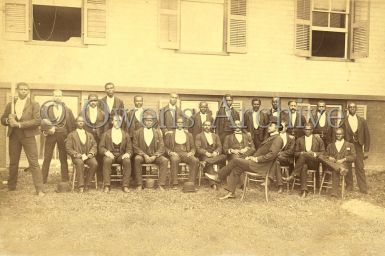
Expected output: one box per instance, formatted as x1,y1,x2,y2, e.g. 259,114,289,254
335,127,344,141
304,123,313,137
16,82,29,99
317,100,326,114
348,102,357,116
288,100,297,113
267,122,278,134
251,98,261,112
88,94,99,108
272,97,280,110
112,115,122,129
199,101,208,114
203,121,212,133
233,120,242,133
279,122,288,134
225,94,233,107
176,117,184,130
169,93,178,106
134,95,143,108
143,114,155,129
76,116,85,129
53,89,63,103
105,82,115,97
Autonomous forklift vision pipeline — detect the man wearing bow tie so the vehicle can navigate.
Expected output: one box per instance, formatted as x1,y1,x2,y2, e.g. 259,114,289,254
159,93,183,136
282,100,306,139
267,97,282,123
215,94,240,143
124,95,151,138
223,120,255,160
1,82,44,195
310,100,332,147
188,101,214,139
244,98,269,150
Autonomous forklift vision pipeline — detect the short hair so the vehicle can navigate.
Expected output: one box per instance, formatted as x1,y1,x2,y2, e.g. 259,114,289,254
251,98,261,104
224,94,233,100
88,93,98,100
317,100,326,105
335,127,344,134
76,115,84,121
170,93,178,98
134,95,143,101
203,120,212,126
16,82,29,90
104,82,115,89
199,101,208,107
53,89,62,95
288,99,297,106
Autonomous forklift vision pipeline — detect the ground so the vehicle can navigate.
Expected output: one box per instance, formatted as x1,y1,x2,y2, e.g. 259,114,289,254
1,170,385,256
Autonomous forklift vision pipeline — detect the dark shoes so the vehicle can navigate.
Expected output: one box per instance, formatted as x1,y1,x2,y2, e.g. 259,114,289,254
104,186,110,193
122,187,130,193
277,186,283,194
219,192,236,200
211,184,218,190
205,173,219,182
79,187,84,193
300,190,307,198
171,185,179,190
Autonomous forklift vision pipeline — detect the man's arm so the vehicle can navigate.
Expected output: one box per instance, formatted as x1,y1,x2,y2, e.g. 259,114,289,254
154,130,165,157
133,130,146,156
1,103,11,126
19,101,41,129
195,134,207,156
256,137,283,162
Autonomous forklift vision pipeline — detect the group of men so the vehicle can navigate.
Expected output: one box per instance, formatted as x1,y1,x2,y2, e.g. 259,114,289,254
1,82,370,200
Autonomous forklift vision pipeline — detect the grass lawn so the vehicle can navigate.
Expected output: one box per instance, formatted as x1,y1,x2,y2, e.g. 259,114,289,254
1,170,385,256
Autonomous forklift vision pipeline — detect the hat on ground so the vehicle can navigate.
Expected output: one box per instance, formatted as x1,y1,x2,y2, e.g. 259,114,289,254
182,181,197,193
40,119,54,131
55,182,71,193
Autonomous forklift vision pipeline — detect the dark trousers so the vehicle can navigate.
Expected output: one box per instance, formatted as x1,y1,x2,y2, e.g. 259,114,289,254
219,130,233,144
134,155,168,186
8,129,43,192
319,155,348,196
346,142,368,193
252,130,265,150
73,157,98,188
103,155,131,187
200,154,227,185
293,153,319,191
271,157,293,186
169,152,199,185
42,132,69,183
218,158,252,193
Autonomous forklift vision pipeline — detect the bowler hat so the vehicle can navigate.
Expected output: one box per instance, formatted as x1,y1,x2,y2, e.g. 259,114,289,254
55,182,71,193
182,181,197,193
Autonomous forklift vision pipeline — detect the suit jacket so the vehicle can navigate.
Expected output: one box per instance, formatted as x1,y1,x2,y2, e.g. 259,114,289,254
223,132,255,157
244,110,269,140
248,134,283,173
65,130,97,158
188,111,214,138
164,130,195,155
278,133,295,164
1,97,40,137
294,134,325,157
266,108,283,123
214,106,240,135
281,111,307,139
195,132,222,156
83,106,108,141
133,127,165,157
159,105,183,134
42,103,76,135
310,111,333,145
123,108,149,138
100,95,125,116
325,141,356,162
342,115,370,152
98,129,133,156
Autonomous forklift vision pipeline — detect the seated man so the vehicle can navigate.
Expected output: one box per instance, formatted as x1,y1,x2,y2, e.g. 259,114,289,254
99,115,132,193
286,123,325,198
65,116,98,193
195,121,226,190
133,114,168,190
223,120,255,160
206,121,283,199
319,128,356,197
165,117,199,190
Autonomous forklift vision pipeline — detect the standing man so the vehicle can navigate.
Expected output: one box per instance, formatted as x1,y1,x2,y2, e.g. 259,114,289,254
41,89,76,184
343,102,370,193
244,98,269,150
267,97,282,123
101,82,125,128
215,94,240,143
195,121,226,189
223,120,255,160
133,114,168,190
311,100,332,146
1,82,44,195
65,116,98,193
165,117,199,190
188,101,214,138
282,100,306,139
159,93,183,136
125,95,146,138
99,115,132,193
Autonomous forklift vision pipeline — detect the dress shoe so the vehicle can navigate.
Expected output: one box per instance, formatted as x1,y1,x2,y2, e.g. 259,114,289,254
172,185,179,190
122,187,129,193
103,186,110,193
37,191,45,197
211,184,218,190
300,190,307,198
285,175,295,182
205,173,219,182
158,185,165,191
277,186,283,194
79,187,84,193
219,192,236,200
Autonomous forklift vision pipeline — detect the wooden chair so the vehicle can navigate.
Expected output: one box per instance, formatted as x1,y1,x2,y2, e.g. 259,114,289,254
291,169,317,194
110,163,123,183
198,161,219,187
280,165,290,191
71,164,97,191
141,163,159,181
319,169,346,199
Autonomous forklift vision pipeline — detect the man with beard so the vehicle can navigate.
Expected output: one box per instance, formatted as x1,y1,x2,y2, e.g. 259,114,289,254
223,120,255,160
282,100,306,139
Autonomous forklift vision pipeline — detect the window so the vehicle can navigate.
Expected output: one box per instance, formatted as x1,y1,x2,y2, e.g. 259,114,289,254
158,0,247,54
3,0,107,45
295,0,370,60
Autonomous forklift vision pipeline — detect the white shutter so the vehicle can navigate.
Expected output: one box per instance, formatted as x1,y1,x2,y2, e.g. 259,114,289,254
3,0,29,41
226,0,247,53
356,104,367,119
232,100,243,122
350,0,370,59
294,0,311,57
158,0,180,49
83,0,107,45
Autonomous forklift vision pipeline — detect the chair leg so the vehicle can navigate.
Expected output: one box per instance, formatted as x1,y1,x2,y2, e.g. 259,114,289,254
241,173,248,201
198,165,202,187
291,177,296,191
71,167,76,191
264,175,269,203
341,175,345,199
319,172,326,195
313,172,316,195
95,173,98,189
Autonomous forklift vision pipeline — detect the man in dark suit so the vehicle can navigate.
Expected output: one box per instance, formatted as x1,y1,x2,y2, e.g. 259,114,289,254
40,89,76,184
244,98,269,150
124,95,153,138
65,116,98,193
159,93,183,136
99,115,132,193
310,100,333,147
195,120,226,189
281,100,306,139
223,120,255,160
1,82,44,195
165,117,199,189
188,101,214,138
133,115,168,190
214,94,240,143
319,128,356,197
100,82,125,128
342,102,370,193
267,97,282,123
287,123,325,197
206,122,283,199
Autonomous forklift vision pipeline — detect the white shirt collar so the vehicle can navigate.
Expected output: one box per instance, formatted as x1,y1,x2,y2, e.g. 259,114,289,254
169,103,176,110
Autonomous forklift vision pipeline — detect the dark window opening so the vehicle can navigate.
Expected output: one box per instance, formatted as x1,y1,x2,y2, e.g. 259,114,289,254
33,5,81,42
311,31,345,58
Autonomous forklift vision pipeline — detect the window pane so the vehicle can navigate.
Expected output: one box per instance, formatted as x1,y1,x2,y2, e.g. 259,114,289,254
312,31,345,58
314,0,329,10
331,0,347,12
330,13,346,28
312,12,329,27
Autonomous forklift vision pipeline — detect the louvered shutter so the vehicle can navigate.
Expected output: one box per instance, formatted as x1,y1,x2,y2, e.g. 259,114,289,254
356,105,367,119
350,0,370,59
226,0,247,53
294,0,311,57
158,0,180,49
3,0,29,41
232,100,243,121
83,0,107,45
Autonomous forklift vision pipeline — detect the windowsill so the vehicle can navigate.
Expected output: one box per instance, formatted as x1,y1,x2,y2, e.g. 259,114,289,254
175,50,229,56
307,56,354,62
26,38,86,48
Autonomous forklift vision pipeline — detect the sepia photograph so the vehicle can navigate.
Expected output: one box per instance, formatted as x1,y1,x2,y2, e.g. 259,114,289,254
0,0,385,255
